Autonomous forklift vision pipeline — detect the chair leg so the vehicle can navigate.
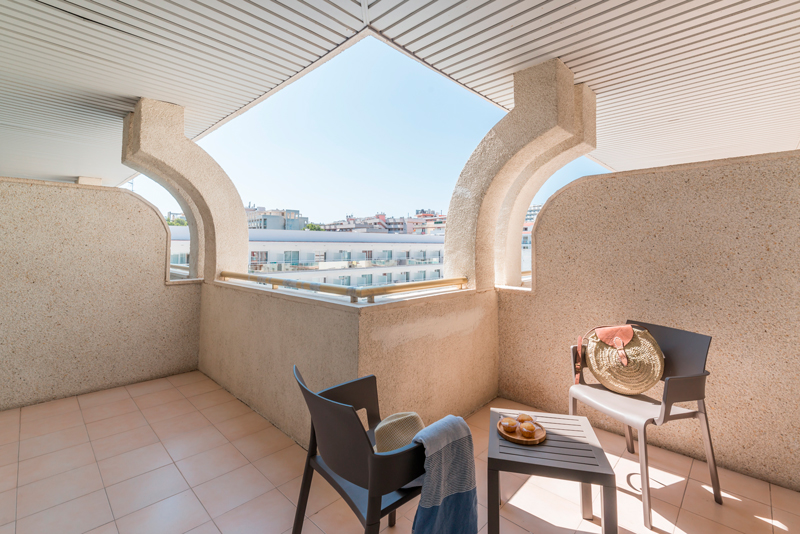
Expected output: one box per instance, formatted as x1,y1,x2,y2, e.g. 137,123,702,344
569,394,578,416
292,460,314,534
365,523,381,534
637,424,653,530
624,425,635,454
388,510,396,527
698,400,723,505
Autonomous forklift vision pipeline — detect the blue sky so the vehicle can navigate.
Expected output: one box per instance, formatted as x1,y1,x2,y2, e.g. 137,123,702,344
126,36,607,222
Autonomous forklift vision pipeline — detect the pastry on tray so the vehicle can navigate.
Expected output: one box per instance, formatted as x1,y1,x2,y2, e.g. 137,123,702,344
500,417,519,433
516,414,534,424
519,422,537,438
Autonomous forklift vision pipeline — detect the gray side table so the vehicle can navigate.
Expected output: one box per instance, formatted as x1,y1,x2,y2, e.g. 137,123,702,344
487,409,617,534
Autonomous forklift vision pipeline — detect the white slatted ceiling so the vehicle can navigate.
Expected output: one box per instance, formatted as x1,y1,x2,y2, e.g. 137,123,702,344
1,0,799,185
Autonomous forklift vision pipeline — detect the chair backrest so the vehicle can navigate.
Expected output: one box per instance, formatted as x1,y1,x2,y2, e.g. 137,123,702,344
628,320,712,378
294,367,374,488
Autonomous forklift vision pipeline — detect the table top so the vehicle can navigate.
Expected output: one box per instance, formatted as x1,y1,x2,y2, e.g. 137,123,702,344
487,409,615,486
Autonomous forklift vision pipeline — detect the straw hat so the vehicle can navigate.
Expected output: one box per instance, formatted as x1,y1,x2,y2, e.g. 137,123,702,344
374,412,425,453
586,327,664,395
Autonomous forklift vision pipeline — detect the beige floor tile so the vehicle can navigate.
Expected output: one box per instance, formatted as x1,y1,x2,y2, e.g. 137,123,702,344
140,398,196,424
194,464,275,518
17,441,96,486
773,507,800,533
500,480,584,534
115,489,209,534
474,458,528,508
690,459,771,505
0,410,17,428
18,424,88,461
0,523,12,534
98,442,173,486
132,388,184,411
15,489,113,534
215,488,295,534
522,474,601,507
0,426,17,448
105,464,189,519
167,371,208,387
279,473,341,517
588,485,679,534
202,400,253,425
614,451,689,508
150,411,211,442
176,443,249,487
162,425,228,462
86,522,120,534
19,409,84,441
400,495,420,522
189,389,236,411
16,462,104,518
125,378,174,398
283,518,323,534
469,425,491,457
178,379,222,399
20,397,79,423
82,398,139,424
78,387,131,410
682,478,771,534
215,412,272,442
465,403,494,431
0,443,17,468
0,464,16,493
673,509,742,534
594,427,630,458
254,444,308,487
478,516,529,534
0,488,15,526
87,411,148,441
232,427,294,463
309,498,362,534
188,521,222,534
772,483,800,514
91,426,160,462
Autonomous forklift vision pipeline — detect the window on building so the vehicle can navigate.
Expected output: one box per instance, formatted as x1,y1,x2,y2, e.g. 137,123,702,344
339,276,351,286
284,251,299,265
361,274,373,286
383,250,392,260
339,250,351,260
384,273,392,284
315,251,325,262
433,269,441,279
362,250,373,260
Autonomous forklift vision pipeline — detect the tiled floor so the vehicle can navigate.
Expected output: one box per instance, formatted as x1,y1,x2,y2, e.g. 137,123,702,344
0,375,797,534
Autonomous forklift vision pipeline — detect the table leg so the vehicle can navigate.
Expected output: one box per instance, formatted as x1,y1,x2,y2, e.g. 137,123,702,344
580,483,593,520
488,469,500,534
601,484,618,534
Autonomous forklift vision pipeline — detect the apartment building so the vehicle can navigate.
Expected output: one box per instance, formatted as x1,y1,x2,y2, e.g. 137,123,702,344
170,227,444,286
246,207,308,230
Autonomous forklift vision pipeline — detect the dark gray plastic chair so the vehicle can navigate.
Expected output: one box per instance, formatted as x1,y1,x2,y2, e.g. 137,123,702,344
569,321,722,529
293,366,425,534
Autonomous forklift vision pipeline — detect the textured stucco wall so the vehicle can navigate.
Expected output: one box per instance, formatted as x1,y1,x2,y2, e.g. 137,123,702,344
0,178,201,410
198,285,498,447
198,282,361,447
358,290,499,428
498,150,800,490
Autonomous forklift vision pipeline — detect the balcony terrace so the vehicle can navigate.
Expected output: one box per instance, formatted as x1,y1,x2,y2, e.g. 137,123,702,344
1,1,799,534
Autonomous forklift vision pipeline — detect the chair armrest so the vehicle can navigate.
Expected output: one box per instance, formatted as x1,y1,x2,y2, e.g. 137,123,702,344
319,375,382,430
656,372,709,425
369,442,426,495
571,345,587,385
662,372,709,404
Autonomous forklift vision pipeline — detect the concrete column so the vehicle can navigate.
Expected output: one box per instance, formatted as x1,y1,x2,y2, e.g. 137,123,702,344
444,59,596,289
122,98,248,280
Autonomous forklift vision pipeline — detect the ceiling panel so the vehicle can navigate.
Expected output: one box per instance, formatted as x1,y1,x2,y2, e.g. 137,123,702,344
1,0,799,185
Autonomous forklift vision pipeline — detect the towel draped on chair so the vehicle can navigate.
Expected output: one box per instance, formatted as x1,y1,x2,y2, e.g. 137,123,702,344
411,415,478,534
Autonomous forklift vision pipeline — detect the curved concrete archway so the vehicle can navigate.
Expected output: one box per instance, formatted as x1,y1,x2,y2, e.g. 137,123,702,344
122,98,248,280
444,59,596,289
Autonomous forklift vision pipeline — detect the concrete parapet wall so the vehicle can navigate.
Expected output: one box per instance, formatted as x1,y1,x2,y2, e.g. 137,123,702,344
0,177,201,409
198,284,498,447
498,150,800,491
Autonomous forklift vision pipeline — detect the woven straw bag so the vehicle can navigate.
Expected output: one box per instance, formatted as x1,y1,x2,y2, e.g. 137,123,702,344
576,325,665,395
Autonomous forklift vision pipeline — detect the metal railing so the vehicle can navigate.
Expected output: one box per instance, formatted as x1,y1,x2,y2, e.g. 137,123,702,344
220,270,467,303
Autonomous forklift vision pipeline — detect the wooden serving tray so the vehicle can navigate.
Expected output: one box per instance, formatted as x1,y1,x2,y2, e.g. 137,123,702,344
497,420,547,445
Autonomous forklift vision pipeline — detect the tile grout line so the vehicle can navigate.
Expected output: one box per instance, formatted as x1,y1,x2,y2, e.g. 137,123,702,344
81,395,122,534
14,406,21,532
